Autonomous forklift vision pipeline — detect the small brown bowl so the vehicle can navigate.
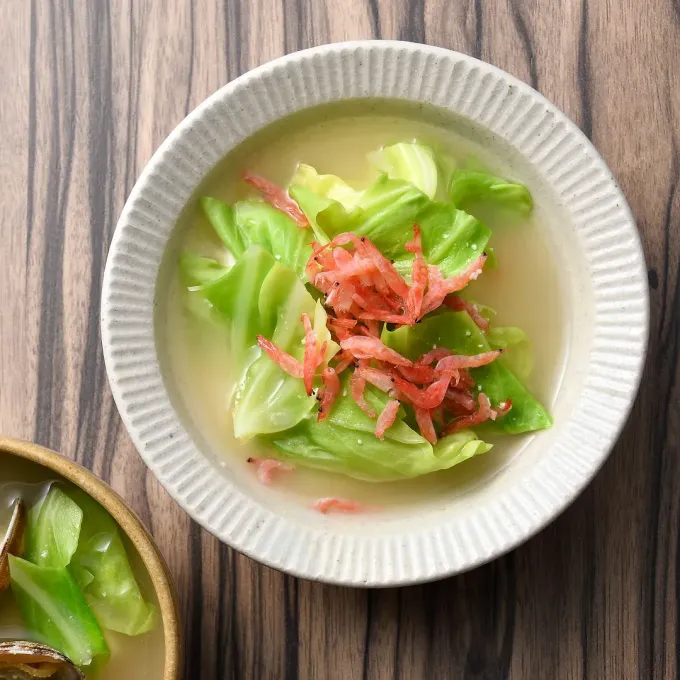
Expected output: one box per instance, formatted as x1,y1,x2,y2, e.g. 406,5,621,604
0,436,181,679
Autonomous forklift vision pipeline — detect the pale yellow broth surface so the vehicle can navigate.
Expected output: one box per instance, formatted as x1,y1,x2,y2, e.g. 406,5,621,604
163,102,567,509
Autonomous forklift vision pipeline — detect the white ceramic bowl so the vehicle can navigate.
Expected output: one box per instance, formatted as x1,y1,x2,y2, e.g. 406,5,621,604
102,41,648,586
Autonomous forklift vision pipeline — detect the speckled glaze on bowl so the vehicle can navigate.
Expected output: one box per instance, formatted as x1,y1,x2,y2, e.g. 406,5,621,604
0,437,181,678
101,41,648,586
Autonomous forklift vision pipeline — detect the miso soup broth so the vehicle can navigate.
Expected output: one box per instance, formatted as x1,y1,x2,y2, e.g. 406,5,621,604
0,457,165,679
161,100,569,512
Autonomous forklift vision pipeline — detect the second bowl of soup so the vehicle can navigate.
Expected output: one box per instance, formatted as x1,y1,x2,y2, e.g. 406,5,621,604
0,438,180,679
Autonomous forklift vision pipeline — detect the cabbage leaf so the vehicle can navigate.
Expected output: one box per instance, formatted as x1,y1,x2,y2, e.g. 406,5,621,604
449,169,533,217
392,201,491,279
179,252,229,288
370,141,438,198
382,311,551,434
232,200,311,277
201,197,311,278
69,489,155,636
290,163,362,210
9,555,109,667
292,171,489,278
190,246,339,438
486,325,533,380
271,376,491,482
26,486,83,570
200,197,245,258
287,185,335,244
346,176,430,257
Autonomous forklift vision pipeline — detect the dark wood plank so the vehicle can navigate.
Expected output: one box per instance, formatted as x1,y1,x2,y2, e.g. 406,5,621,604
0,0,677,678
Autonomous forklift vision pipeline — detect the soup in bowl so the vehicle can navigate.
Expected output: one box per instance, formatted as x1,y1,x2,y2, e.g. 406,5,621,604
0,438,180,679
102,42,647,585
163,100,563,511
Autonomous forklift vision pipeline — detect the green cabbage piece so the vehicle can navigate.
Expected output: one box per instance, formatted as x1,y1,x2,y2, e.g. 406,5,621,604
291,174,428,258
9,555,109,668
392,202,491,279
179,252,229,288
199,247,274,365
290,163,362,210
178,253,232,324
69,489,155,637
287,185,334,244
233,201,312,276
486,325,533,380
370,141,439,198
433,431,494,468
287,166,358,245
26,486,83,570
177,262,226,326
382,311,551,434
188,245,339,438
449,169,533,217
436,151,459,196
200,197,311,278
271,376,491,482
292,171,489,278
200,197,245,258
345,176,430,257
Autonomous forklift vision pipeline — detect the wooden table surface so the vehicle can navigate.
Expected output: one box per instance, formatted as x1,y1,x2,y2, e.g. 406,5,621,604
1,1,677,678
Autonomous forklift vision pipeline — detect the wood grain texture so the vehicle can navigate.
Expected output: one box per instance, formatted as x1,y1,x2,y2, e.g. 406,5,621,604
0,0,677,678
